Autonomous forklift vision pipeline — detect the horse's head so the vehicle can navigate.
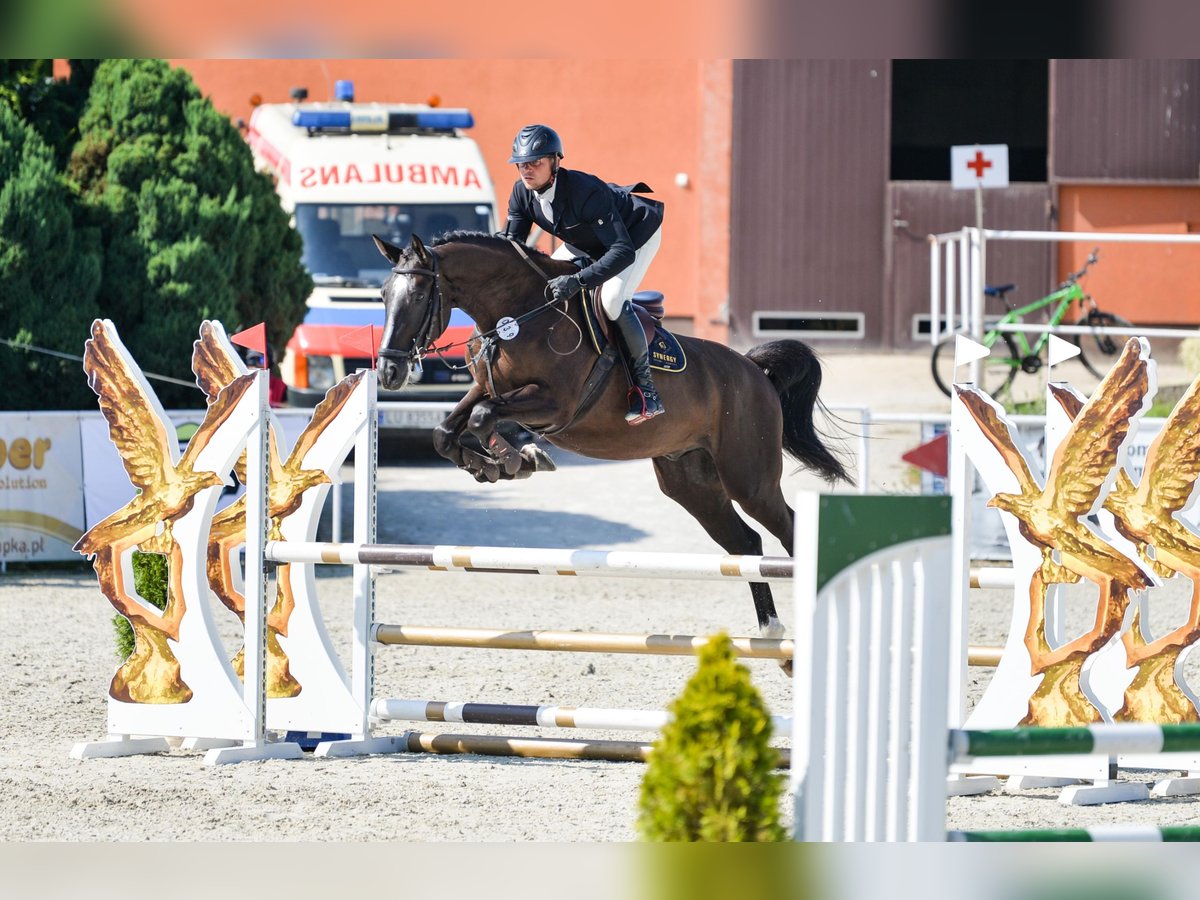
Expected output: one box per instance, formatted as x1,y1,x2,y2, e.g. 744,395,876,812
372,232,446,391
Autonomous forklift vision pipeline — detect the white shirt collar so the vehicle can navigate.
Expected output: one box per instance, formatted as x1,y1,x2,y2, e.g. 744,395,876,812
537,176,557,222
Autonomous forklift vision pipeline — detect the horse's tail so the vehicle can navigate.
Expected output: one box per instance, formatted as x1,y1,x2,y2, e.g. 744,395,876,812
746,340,854,486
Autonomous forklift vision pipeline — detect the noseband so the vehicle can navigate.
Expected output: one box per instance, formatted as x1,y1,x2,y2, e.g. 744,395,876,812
378,251,444,366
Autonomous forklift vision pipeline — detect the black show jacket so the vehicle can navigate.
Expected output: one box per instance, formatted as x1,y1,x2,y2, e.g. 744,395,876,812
503,168,664,287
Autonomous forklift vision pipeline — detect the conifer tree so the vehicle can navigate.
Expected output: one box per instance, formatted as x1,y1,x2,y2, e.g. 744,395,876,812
0,101,102,410
638,633,787,841
68,59,310,407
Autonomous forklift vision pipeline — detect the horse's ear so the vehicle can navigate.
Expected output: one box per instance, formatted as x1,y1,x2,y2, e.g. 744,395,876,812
410,232,432,265
372,234,404,265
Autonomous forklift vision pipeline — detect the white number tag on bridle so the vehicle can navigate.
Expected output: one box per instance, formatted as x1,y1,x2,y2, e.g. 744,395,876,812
496,317,520,340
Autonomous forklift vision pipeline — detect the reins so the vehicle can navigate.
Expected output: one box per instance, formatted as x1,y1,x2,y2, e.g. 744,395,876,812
388,239,579,367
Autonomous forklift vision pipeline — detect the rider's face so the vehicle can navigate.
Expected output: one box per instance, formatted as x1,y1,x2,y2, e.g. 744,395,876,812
516,156,554,191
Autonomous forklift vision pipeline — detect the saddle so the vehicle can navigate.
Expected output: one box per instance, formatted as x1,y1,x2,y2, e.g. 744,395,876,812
538,290,684,436
583,290,686,373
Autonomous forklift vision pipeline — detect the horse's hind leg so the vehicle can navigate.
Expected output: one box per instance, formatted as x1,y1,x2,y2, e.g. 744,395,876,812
652,452,792,676
711,437,795,554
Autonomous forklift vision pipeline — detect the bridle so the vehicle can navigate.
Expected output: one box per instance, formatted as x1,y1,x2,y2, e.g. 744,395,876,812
377,239,578,384
378,250,445,369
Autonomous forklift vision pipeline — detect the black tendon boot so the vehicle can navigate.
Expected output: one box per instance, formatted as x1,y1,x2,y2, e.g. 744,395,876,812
611,301,665,425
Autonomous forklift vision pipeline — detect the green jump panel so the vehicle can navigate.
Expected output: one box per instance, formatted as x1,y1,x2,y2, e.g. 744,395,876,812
815,495,952,592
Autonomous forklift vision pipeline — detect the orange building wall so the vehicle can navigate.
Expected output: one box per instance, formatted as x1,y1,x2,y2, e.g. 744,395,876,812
173,59,732,340
1057,184,1200,326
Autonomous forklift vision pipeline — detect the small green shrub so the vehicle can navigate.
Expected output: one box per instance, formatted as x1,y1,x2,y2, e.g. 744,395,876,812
113,551,168,659
637,633,786,841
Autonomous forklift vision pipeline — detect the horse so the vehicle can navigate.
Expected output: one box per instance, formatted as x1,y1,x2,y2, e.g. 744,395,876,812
372,231,853,670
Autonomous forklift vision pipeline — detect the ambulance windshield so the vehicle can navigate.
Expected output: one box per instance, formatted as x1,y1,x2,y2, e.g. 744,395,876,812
295,202,493,287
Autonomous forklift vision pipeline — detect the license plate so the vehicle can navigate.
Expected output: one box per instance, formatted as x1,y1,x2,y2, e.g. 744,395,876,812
379,408,448,430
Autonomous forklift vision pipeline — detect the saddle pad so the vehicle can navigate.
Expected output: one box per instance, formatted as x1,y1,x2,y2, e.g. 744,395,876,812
581,293,686,374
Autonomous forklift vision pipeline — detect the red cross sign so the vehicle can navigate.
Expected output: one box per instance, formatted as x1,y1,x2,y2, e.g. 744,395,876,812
951,144,1009,190
966,150,992,178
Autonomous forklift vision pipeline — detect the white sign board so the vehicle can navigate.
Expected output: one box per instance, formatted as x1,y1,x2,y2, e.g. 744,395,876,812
0,408,318,563
951,143,1009,190
0,412,85,562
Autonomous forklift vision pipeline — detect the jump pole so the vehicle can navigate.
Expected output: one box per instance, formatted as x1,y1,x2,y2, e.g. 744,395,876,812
943,723,1200,840
372,698,792,734
374,624,794,659
400,731,791,768
268,541,794,582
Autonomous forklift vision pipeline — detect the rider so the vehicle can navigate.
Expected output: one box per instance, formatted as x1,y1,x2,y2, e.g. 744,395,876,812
500,124,666,425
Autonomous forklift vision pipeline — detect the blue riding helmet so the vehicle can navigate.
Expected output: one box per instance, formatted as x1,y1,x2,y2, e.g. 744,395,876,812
508,125,564,164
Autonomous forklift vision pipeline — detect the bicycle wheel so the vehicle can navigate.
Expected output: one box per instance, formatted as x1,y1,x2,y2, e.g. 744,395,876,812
931,333,1020,398
1073,311,1134,379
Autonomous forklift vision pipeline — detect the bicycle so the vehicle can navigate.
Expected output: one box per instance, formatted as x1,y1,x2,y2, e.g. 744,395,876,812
931,250,1132,398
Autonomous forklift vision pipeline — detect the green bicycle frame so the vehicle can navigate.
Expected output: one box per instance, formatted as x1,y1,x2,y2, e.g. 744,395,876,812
981,282,1086,366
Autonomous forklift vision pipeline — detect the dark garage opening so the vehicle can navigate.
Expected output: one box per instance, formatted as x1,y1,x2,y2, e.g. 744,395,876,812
890,60,1048,182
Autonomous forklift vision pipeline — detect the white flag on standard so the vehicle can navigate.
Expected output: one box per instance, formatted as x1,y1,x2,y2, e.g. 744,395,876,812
1048,333,1082,368
954,334,991,369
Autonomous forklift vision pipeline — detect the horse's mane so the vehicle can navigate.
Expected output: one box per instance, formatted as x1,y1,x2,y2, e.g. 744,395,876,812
428,230,553,260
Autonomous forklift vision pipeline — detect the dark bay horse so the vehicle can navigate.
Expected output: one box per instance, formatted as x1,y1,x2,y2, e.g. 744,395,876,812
372,232,852,666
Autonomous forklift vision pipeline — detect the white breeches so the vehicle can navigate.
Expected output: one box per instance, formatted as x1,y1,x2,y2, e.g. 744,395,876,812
552,227,662,319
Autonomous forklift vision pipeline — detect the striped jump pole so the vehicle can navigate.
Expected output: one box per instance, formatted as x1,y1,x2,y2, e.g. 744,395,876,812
374,625,794,659
968,566,1015,589
375,624,1001,668
949,723,1200,762
371,698,793,733
951,825,1200,842
393,731,792,768
266,541,794,582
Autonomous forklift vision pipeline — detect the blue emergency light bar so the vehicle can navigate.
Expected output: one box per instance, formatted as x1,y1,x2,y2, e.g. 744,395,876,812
293,108,475,133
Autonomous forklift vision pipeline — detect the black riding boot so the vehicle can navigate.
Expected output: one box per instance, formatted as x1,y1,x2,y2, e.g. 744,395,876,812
611,301,665,425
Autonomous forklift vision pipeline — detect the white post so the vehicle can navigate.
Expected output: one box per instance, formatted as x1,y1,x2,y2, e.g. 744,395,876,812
945,236,957,332
351,369,378,735
790,492,821,840
946,396,971,728
943,390,1000,797
243,369,269,742
966,228,985,386
857,410,871,494
314,370,405,758
929,237,941,344
958,228,971,336
331,469,343,544
204,370,302,764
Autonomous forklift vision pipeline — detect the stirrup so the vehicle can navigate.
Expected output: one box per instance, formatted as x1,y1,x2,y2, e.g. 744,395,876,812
625,387,665,426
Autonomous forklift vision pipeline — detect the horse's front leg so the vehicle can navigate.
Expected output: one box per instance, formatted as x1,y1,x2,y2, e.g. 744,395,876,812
467,384,559,481
432,383,493,472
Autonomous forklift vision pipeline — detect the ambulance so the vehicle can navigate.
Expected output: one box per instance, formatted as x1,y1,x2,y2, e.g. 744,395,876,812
246,80,497,434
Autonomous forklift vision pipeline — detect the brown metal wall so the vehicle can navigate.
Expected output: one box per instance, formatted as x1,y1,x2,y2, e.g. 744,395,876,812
887,184,1054,348
1052,60,1200,181
729,60,889,349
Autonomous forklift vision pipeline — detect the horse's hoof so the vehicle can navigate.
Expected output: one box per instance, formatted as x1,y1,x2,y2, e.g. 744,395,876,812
520,444,557,473
778,658,794,678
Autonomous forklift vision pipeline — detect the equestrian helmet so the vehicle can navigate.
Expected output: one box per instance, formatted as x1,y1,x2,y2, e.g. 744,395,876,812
508,124,564,164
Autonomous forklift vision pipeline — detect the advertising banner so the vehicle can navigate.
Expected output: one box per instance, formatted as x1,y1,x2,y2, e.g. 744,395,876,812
0,413,86,562
5,408,321,564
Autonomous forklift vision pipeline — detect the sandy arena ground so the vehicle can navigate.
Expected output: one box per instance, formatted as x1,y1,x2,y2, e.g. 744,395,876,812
4,349,1200,841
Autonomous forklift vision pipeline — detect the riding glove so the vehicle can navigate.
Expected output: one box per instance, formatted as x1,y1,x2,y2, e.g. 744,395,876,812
548,273,584,302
